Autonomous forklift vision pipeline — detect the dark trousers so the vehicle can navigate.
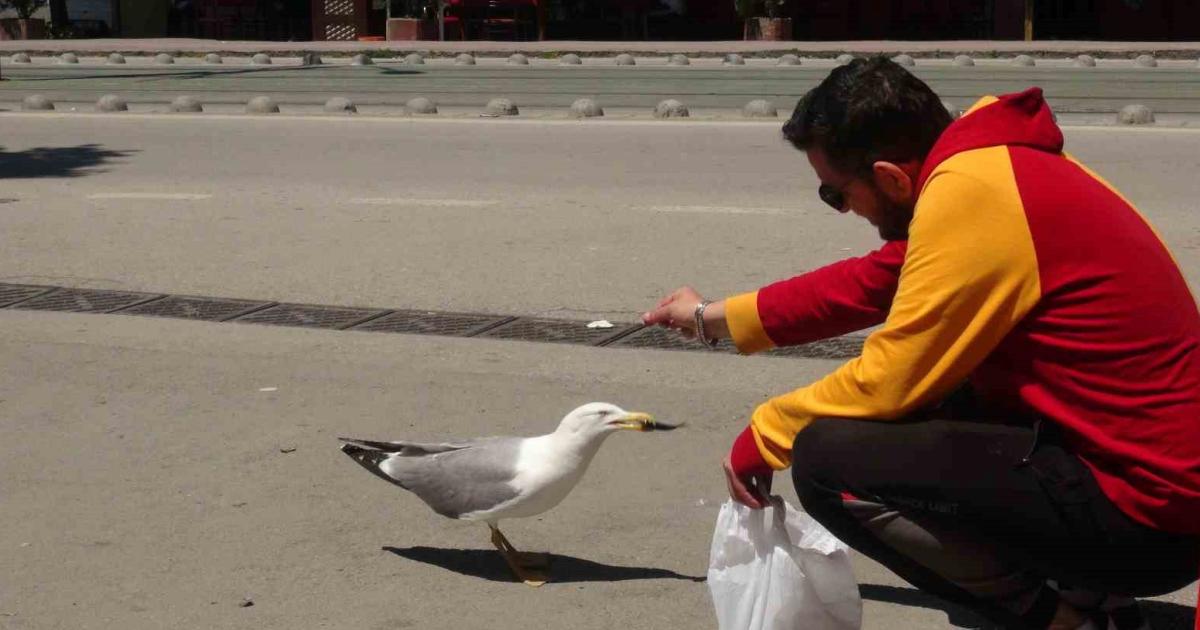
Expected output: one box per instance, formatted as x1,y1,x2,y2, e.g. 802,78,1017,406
791,412,1199,629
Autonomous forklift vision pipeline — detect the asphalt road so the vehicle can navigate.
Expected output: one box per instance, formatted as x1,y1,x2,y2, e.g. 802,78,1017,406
4,57,1200,112
0,113,1197,629
2,114,1200,319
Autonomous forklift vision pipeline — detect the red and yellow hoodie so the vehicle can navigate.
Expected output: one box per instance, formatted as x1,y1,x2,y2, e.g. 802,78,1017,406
726,88,1200,535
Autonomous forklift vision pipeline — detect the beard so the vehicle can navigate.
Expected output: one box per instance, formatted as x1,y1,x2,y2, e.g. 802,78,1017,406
873,189,915,241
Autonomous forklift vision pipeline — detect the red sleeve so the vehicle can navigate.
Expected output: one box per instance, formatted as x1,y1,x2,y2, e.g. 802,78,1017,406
757,240,906,347
729,425,772,477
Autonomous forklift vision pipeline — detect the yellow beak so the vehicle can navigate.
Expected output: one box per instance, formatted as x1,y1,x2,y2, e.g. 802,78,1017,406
612,412,682,432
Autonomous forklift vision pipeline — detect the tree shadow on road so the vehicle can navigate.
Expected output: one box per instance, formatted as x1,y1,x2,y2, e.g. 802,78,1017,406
384,546,706,584
0,144,135,179
860,583,1197,630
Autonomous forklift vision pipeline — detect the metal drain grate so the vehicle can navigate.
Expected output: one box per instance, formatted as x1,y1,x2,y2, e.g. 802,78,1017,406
477,317,641,346
11,288,164,313
609,325,738,353
119,295,275,322
232,303,389,330
351,310,513,337
0,283,55,307
0,280,870,361
767,336,866,360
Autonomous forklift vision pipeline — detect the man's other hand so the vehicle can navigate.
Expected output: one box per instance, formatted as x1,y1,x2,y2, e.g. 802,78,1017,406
727,425,775,509
724,454,772,509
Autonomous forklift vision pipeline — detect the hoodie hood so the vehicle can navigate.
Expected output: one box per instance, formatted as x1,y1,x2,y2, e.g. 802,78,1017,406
916,88,1064,192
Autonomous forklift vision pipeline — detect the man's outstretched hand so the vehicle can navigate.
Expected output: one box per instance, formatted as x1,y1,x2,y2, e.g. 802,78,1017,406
643,286,730,341
642,286,705,337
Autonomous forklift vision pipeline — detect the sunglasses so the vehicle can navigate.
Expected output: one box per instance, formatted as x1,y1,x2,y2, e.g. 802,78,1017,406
818,183,847,210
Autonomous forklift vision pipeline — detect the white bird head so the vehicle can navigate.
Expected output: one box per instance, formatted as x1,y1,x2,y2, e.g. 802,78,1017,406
554,402,679,439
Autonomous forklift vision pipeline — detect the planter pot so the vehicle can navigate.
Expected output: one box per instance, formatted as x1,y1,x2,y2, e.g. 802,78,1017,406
743,17,791,41
0,18,47,40
386,17,438,40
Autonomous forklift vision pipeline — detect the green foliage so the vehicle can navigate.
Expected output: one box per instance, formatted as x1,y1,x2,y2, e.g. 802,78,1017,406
0,0,47,19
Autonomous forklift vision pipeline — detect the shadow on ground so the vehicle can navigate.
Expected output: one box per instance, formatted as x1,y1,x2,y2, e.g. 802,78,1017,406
384,546,706,584
0,144,135,178
861,583,1198,630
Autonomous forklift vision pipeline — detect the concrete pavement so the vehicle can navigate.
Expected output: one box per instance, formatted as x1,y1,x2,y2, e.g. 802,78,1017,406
1,309,1196,630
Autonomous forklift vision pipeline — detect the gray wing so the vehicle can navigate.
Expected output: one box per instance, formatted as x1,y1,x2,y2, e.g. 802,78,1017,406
338,436,474,456
379,437,524,519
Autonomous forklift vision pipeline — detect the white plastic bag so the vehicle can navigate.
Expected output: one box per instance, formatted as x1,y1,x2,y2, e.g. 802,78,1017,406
707,498,862,630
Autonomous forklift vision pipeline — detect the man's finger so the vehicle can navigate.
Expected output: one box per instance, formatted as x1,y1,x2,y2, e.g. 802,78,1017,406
642,306,672,326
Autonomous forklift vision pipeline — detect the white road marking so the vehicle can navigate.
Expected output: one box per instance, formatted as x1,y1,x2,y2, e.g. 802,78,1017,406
87,193,212,200
643,204,796,216
348,197,500,208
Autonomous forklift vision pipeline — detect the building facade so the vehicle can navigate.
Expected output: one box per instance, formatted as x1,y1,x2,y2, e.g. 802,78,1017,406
32,0,1200,41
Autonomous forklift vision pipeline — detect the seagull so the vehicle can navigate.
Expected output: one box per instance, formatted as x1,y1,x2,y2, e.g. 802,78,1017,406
339,402,680,586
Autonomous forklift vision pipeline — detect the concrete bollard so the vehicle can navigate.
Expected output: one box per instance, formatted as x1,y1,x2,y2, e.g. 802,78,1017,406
21,94,54,111
12,52,31,64
742,99,777,118
170,95,203,113
251,53,272,65
107,53,126,64
454,53,476,65
324,97,357,114
615,53,636,66
952,54,975,67
892,54,915,67
569,98,604,118
1117,104,1154,125
1012,54,1035,66
942,100,961,120
351,53,373,66
1134,54,1157,68
155,53,175,65
507,53,529,65
204,53,223,64
836,53,855,65
59,52,79,64
723,53,745,66
667,54,690,66
483,97,518,116
559,53,582,65
654,99,688,118
776,54,801,66
246,96,279,114
405,96,437,114
96,94,129,112
1073,54,1097,68
404,53,425,65
300,52,322,66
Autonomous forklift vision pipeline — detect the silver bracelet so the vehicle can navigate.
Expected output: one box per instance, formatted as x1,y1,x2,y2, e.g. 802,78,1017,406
694,300,719,349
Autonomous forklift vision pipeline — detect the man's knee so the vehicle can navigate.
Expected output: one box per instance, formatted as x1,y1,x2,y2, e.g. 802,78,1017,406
792,417,861,499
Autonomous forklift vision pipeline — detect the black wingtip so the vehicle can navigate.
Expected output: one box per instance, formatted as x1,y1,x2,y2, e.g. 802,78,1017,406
341,443,405,488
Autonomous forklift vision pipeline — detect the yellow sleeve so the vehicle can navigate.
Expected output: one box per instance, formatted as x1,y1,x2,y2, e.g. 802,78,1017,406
749,147,1043,469
724,290,774,354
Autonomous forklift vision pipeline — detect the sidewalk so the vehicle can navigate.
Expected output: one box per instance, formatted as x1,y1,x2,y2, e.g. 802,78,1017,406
3,37,1200,58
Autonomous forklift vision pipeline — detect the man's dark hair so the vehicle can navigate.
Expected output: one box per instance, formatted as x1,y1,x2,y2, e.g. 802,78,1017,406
783,56,953,175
